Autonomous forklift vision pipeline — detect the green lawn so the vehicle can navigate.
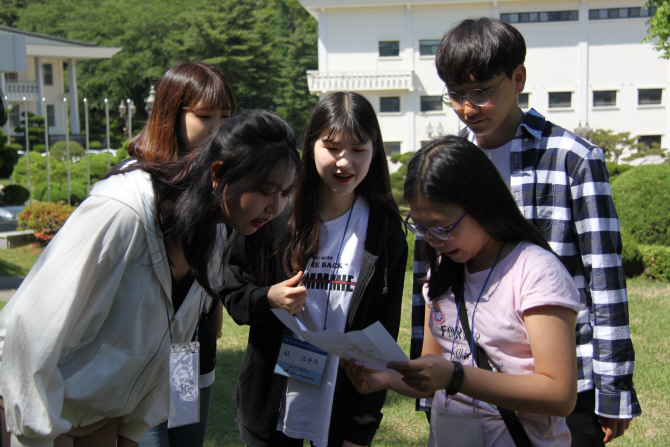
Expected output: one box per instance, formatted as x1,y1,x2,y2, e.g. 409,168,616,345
206,274,669,446
0,261,665,445
0,243,44,277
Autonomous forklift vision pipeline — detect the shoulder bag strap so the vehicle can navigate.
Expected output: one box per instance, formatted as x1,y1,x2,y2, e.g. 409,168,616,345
457,290,532,447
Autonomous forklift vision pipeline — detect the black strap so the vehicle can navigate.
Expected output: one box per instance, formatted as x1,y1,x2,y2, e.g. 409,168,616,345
456,289,532,447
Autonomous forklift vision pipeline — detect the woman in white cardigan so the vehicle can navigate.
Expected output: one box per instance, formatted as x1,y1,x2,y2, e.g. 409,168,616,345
0,109,300,447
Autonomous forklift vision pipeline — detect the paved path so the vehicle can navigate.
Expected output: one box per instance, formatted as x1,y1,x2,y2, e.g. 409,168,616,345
0,277,22,302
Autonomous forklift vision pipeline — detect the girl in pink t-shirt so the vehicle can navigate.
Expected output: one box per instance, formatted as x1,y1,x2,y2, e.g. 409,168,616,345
343,136,580,446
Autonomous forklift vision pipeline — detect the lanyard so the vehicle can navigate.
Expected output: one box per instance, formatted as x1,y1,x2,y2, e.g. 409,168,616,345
164,290,203,343
449,242,506,367
322,195,357,330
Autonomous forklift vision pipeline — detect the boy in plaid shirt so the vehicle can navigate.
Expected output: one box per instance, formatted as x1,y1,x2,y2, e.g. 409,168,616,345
411,17,640,445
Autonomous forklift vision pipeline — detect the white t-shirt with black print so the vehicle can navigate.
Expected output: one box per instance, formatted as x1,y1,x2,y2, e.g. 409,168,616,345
277,197,370,446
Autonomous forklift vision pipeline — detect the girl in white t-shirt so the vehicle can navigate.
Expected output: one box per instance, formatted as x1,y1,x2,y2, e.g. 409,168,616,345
343,136,580,447
222,92,407,447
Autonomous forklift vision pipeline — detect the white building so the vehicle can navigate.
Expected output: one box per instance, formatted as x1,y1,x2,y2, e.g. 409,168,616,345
0,26,120,142
299,0,668,157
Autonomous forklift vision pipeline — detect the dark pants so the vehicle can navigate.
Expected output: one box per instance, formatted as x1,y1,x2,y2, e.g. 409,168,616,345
566,389,606,447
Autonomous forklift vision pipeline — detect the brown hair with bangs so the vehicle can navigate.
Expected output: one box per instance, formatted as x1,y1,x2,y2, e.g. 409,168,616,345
128,61,236,163
283,91,400,275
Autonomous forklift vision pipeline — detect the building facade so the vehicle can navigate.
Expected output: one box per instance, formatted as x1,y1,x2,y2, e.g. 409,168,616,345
299,0,668,157
0,26,120,142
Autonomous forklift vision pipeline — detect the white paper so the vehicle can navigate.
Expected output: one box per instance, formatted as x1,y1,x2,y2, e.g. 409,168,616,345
272,309,409,372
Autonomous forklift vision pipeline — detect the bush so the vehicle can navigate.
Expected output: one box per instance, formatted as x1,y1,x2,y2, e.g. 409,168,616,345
89,140,103,149
50,140,85,162
57,181,87,205
621,231,645,277
606,162,634,183
32,181,61,203
18,202,76,244
33,144,46,152
611,164,670,246
639,245,670,282
2,184,30,205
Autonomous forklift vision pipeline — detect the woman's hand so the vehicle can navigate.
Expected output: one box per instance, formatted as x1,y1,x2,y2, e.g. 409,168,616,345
267,272,308,315
340,358,391,394
388,354,454,394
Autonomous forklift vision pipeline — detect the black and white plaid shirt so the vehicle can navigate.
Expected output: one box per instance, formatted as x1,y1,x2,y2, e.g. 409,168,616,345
411,109,641,419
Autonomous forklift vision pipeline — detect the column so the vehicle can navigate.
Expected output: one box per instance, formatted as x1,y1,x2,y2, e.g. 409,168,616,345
318,8,328,73
404,4,414,73
405,93,415,153
35,57,44,117
578,0,589,126
491,0,500,19
0,73,8,135
68,58,80,135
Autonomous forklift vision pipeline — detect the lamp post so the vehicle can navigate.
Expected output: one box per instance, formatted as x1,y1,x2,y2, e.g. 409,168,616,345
426,122,434,139
145,85,156,115
43,97,50,202
104,98,111,169
575,122,591,140
436,122,444,137
83,98,90,195
23,96,31,205
63,97,71,206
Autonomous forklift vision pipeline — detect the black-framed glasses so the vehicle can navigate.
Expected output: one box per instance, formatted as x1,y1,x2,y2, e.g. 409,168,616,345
403,212,467,241
441,76,506,109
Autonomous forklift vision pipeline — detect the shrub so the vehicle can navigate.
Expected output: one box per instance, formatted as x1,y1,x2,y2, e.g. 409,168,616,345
639,245,670,282
32,181,61,203
50,140,85,162
57,181,87,205
33,144,46,152
89,140,103,149
606,162,634,183
2,184,30,205
621,231,645,277
611,164,670,246
18,202,75,244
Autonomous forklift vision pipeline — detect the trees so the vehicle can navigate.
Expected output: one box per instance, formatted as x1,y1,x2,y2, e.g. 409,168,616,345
586,129,641,164
644,1,670,58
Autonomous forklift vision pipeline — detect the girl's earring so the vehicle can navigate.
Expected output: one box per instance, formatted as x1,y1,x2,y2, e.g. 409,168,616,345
212,190,217,197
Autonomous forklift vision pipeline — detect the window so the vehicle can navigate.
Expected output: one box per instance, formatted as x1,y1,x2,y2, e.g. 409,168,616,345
419,39,441,56
9,105,20,128
46,104,56,127
589,7,656,20
380,97,400,113
638,89,662,105
637,135,662,148
5,72,18,83
593,90,617,107
42,63,53,86
548,92,572,108
384,142,401,156
420,96,442,112
379,41,400,57
517,93,529,109
501,10,578,23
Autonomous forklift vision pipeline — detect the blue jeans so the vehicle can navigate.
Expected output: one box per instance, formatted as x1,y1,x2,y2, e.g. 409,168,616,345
139,383,213,447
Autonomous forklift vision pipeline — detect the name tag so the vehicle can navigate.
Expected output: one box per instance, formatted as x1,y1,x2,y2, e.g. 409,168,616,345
168,341,200,428
274,335,328,386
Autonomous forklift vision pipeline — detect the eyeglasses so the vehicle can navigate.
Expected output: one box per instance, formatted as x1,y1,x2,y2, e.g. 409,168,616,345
403,212,467,241
441,76,506,109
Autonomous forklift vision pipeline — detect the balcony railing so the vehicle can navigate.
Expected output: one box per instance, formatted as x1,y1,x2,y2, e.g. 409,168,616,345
307,70,414,93
5,83,39,101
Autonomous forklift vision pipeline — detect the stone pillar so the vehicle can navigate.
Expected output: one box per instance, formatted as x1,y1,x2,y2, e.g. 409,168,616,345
318,8,327,73
405,93,415,153
0,72,8,135
68,58,80,135
35,57,44,117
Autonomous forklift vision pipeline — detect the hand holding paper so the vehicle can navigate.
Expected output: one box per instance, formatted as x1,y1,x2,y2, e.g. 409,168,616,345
271,309,408,372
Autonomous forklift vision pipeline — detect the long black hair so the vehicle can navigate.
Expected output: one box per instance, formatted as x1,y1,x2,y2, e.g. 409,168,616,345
283,91,400,275
110,109,299,297
404,135,551,299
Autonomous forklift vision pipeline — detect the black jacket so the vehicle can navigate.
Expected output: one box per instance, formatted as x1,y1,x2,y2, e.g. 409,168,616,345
222,205,408,446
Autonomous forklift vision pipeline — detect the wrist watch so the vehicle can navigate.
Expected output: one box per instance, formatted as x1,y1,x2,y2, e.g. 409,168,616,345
446,361,464,395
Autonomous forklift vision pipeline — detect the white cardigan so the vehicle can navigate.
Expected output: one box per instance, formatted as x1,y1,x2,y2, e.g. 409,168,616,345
0,170,203,446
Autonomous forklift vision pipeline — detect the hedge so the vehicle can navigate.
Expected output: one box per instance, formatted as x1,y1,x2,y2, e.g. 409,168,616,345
611,164,670,246
639,245,670,282
18,202,76,244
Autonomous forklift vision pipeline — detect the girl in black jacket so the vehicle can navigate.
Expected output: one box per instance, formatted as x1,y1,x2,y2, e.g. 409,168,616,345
222,92,407,447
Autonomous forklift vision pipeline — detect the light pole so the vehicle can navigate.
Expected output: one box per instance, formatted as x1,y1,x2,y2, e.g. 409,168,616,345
118,98,135,142
104,98,110,169
43,97,50,202
83,98,90,195
145,85,156,115
23,96,31,205
63,97,70,206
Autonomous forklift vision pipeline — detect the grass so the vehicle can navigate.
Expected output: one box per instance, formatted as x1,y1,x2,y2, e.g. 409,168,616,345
0,243,44,276
205,275,670,446
0,258,666,445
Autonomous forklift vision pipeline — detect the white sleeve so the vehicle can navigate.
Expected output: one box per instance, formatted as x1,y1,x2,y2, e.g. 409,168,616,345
0,197,146,445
